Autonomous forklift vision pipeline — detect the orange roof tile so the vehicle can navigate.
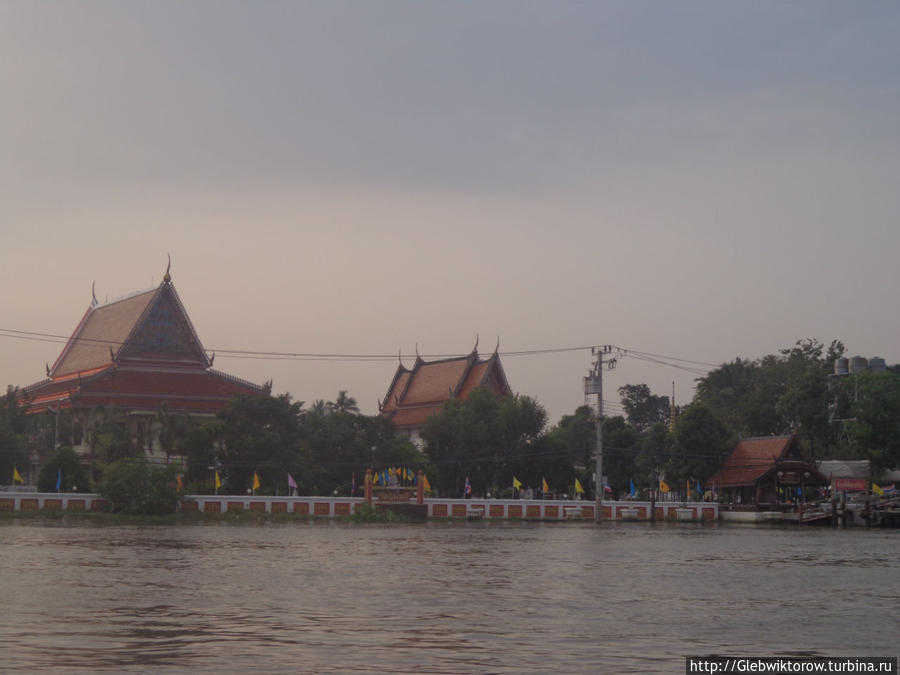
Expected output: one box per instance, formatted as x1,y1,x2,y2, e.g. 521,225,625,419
709,435,827,487
382,349,511,429
52,290,156,376
402,358,470,404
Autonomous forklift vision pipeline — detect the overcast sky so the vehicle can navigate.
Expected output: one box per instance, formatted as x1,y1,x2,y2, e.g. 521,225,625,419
2,1,898,424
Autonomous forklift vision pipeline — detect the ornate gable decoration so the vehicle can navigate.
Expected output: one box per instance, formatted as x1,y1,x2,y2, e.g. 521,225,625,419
118,282,209,366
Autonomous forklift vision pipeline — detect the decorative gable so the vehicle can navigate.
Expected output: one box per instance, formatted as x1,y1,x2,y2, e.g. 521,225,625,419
118,283,209,366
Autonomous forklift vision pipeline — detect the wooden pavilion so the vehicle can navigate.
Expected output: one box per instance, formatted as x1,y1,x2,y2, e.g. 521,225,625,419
709,434,829,510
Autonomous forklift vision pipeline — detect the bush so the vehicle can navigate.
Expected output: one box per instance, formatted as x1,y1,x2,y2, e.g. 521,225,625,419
97,459,181,515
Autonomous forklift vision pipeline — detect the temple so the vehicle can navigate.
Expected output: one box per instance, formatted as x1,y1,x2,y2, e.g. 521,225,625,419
20,268,265,463
380,342,512,447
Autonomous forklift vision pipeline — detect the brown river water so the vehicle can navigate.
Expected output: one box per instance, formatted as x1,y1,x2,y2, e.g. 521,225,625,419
0,519,897,674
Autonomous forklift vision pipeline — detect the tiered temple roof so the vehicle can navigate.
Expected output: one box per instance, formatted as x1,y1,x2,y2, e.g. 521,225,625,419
380,345,511,430
21,273,264,415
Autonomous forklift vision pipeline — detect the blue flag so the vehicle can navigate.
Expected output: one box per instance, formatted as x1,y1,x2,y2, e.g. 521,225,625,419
629,479,636,497
55,468,62,492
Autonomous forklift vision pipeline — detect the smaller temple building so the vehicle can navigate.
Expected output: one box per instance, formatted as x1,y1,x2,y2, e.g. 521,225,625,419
19,268,265,469
710,434,829,509
380,343,511,447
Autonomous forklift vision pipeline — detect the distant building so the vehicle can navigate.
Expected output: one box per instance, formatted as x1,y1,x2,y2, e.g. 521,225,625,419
20,269,265,468
709,434,828,509
380,343,511,447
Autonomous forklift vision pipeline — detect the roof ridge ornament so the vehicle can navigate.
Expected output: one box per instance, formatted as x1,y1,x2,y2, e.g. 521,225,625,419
163,253,172,283
91,281,98,307
494,335,500,355
473,334,479,354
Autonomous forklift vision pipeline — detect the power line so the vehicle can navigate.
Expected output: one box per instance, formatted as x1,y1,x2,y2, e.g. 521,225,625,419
0,325,718,377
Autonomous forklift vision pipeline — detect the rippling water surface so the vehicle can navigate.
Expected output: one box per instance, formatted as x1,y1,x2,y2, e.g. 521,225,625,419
0,519,897,673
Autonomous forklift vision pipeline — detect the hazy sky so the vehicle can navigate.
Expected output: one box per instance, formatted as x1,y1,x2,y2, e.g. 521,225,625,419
2,1,899,424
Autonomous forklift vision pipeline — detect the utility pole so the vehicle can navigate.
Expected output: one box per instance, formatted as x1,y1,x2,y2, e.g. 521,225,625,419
585,346,615,523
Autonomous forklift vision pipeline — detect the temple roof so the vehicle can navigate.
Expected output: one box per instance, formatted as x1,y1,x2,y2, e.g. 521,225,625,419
50,279,210,377
381,347,511,429
709,434,827,487
21,273,263,415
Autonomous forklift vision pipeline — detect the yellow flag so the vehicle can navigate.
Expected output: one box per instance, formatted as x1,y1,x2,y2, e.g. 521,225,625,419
12,466,24,484
872,483,885,496
176,475,183,491
372,471,379,485
542,477,550,493
422,475,431,491
574,478,584,494
512,476,522,489
659,480,670,493
214,471,222,490
252,472,261,490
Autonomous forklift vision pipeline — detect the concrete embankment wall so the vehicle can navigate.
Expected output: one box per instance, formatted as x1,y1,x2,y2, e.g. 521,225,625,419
1,492,718,521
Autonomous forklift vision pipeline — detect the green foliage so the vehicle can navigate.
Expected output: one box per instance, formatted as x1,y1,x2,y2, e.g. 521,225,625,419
599,415,639,495
666,403,735,489
346,503,410,523
37,447,91,492
846,372,900,474
97,459,181,515
0,386,29,483
549,405,595,468
618,384,670,432
90,407,137,461
217,393,307,493
421,388,552,496
695,338,844,454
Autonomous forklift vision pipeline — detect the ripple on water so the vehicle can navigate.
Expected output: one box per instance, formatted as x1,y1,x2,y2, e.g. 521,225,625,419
0,521,897,673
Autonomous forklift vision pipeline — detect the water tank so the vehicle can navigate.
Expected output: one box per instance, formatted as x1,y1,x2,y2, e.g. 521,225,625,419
833,357,849,375
868,357,886,372
849,356,868,374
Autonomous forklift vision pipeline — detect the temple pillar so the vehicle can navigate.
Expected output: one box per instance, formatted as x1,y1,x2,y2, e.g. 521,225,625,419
416,470,425,505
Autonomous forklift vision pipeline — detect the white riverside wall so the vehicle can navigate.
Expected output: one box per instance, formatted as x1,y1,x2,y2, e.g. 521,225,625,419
1,493,718,521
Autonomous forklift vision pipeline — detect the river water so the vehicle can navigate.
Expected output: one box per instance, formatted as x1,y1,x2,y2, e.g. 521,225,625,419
0,519,896,674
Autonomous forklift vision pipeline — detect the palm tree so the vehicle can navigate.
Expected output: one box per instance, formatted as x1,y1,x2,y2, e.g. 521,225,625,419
328,390,359,415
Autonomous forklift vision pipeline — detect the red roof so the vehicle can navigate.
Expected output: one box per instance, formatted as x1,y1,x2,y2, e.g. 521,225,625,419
381,348,511,429
21,276,263,415
709,434,826,487
49,281,209,378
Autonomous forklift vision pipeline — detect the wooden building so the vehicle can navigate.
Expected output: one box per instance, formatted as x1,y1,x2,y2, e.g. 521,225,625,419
20,269,264,467
710,434,829,509
380,343,511,447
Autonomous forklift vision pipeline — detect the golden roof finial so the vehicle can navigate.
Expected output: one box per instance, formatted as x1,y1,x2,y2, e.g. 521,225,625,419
163,253,172,283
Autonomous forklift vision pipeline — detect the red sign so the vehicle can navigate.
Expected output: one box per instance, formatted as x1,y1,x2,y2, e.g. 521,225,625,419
834,478,867,491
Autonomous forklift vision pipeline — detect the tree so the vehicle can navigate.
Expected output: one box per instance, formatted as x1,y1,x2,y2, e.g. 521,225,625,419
181,421,222,486
91,406,137,461
549,405,595,469
599,415,639,496
618,384,670,432
0,386,29,484
327,390,359,415
37,447,91,492
666,403,734,492
694,338,845,457
217,393,305,493
97,459,181,515
420,388,552,496
847,372,900,474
